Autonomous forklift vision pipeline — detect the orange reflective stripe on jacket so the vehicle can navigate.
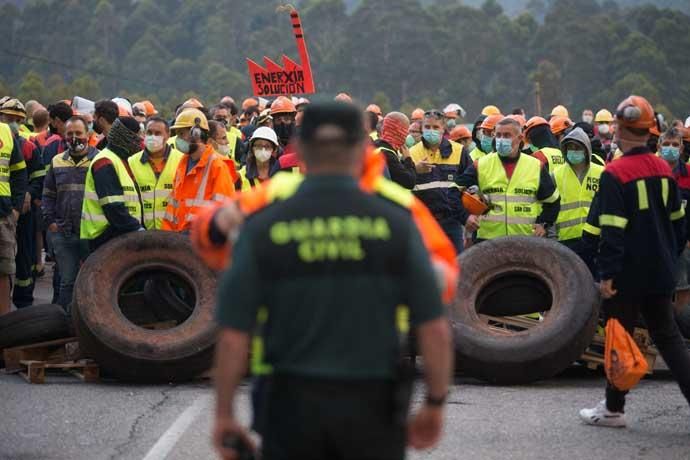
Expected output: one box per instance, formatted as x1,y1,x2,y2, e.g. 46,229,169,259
162,145,235,232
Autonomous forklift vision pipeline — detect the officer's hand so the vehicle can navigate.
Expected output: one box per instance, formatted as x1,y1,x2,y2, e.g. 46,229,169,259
408,405,444,450
600,279,617,299
22,192,31,214
215,203,245,242
465,215,481,233
533,224,546,237
11,209,19,223
415,157,435,174
213,415,255,460
48,223,59,233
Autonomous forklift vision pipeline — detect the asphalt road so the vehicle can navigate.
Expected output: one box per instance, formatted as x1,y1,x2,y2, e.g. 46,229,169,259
2,267,689,459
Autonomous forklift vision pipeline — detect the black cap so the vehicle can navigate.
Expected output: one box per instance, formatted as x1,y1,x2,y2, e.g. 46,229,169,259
299,102,365,145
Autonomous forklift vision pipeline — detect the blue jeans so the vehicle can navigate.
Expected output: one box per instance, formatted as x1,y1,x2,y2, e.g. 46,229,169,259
48,231,81,312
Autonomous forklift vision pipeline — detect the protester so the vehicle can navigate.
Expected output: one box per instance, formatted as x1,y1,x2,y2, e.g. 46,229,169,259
210,104,245,164
375,112,416,189
42,102,73,166
93,100,119,151
236,127,279,191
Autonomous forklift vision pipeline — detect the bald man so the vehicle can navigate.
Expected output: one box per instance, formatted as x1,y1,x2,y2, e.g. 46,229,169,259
374,112,417,189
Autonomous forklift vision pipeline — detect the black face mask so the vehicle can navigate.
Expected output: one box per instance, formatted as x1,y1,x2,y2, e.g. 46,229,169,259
93,118,103,135
67,136,88,155
274,122,295,144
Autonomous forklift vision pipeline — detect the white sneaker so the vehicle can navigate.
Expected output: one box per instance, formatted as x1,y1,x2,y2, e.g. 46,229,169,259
579,400,627,428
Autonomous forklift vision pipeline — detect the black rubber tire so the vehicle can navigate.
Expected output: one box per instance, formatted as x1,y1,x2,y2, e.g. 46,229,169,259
143,277,194,323
0,304,70,350
73,231,218,382
451,236,600,385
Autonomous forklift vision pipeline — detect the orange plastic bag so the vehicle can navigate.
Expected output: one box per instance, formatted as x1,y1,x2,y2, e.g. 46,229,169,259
604,318,649,391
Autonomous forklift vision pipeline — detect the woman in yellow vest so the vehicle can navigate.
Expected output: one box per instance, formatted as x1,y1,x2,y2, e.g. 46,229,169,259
553,127,604,272
128,117,183,230
235,127,279,191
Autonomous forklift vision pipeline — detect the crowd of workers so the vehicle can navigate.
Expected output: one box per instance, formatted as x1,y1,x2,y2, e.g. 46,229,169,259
1,89,690,456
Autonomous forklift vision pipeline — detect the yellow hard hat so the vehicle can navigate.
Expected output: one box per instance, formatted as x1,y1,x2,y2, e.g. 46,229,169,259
171,108,209,131
550,105,569,118
481,105,501,116
595,109,613,123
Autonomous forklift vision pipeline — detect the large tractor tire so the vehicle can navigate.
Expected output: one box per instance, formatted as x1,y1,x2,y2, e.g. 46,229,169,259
73,231,218,382
0,304,70,351
451,236,600,385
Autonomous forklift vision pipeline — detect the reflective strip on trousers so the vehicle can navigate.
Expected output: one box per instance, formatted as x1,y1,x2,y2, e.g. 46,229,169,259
81,212,109,222
413,181,455,191
483,215,536,225
57,184,86,192
84,192,98,200
486,194,537,204
30,169,46,180
14,278,33,287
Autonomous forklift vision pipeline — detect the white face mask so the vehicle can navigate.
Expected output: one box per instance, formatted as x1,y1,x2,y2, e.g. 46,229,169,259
254,148,272,163
145,135,164,152
598,124,610,135
582,115,593,124
217,143,230,156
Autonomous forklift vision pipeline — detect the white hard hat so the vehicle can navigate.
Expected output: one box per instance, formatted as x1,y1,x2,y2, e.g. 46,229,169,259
444,103,466,118
111,97,132,116
685,116,690,128
250,126,279,147
72,96,95,115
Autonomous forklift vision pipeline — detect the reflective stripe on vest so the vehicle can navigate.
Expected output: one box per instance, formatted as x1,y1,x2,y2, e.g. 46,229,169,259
128,149,183,229
553,162,603,241
477,153,542,239
0,124,15,197
81,148,142,240
165,152,221,220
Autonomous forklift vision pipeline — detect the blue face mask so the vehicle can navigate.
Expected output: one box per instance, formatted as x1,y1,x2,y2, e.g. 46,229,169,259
87,122,94,133
495,138,513,157
446,119,457,129
422,129,442,145
566,149,586,165
660,146,680,162
480,135,493,153
175,136,190,154
405,134,416,148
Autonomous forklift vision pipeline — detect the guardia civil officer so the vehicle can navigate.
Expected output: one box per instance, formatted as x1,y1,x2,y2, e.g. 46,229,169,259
213,102,454,460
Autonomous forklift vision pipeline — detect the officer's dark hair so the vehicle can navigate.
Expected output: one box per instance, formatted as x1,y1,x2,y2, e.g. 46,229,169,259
366,110,379,131
65,115,88,131
299,102,366,168
220,101,239,116
48,102,73,122
146,116,169,132
94,100,119,124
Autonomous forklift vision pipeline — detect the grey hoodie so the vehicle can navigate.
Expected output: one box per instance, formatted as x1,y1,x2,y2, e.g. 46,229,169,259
560,127,592,160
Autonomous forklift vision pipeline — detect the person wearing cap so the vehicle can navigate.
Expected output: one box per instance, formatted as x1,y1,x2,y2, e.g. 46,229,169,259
469,114,502,162
410,109,468,251
523,116,564,171
549,115,573,144
80,117,145,253
552,127,604,272
161,109,234,233
443,104,465,130
269,97,300,175
579,95,690,428
594,109,614,157
481,105,501,117
127,117,184,230
93,100,120,151
208,121,241,182
235,127,280,191
210,104,245,165
449,125,473,152
211,102,453,460
374,112,416,190
550,105,569,119
456,117,560,242
42,102,73,167
0,110,28,315
42,116,98,310
295,98,310,128
0,99,44,308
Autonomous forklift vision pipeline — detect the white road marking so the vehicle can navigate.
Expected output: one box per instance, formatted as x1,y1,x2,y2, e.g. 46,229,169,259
141,394,211,460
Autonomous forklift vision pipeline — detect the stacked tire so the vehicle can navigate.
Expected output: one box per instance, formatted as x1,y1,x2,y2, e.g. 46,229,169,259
451,236,600,385
73,231,218,382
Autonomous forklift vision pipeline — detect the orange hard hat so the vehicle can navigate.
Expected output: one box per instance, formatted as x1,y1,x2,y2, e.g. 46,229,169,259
549,116,573,136
366,104,382,116
270,96,296,115
524,116,549,135
335,93,353,103
615,95,655,130
649,125,661,137
183,98,204,109
480,114,503,131
242,98,259,110
411,108,425,121
141,100,157,116
449,125,472,142
682,127,690,142
507,114,527,128
462,192,488,216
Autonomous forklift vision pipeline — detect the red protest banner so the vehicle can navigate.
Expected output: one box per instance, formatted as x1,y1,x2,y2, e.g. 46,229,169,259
247,6,316,98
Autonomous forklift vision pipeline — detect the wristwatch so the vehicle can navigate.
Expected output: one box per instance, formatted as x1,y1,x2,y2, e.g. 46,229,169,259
425,393,448,407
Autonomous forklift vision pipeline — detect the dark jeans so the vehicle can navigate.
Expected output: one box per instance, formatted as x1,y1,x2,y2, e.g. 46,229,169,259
603,294,690,413
13,211,36,308
260,375,405,460
439,218,463,254
48,231,81,312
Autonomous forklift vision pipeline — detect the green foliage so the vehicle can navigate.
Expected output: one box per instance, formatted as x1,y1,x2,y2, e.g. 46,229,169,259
1,0,688,120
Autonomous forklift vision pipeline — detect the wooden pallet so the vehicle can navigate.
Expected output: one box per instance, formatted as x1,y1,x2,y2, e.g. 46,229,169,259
3,337,99,384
